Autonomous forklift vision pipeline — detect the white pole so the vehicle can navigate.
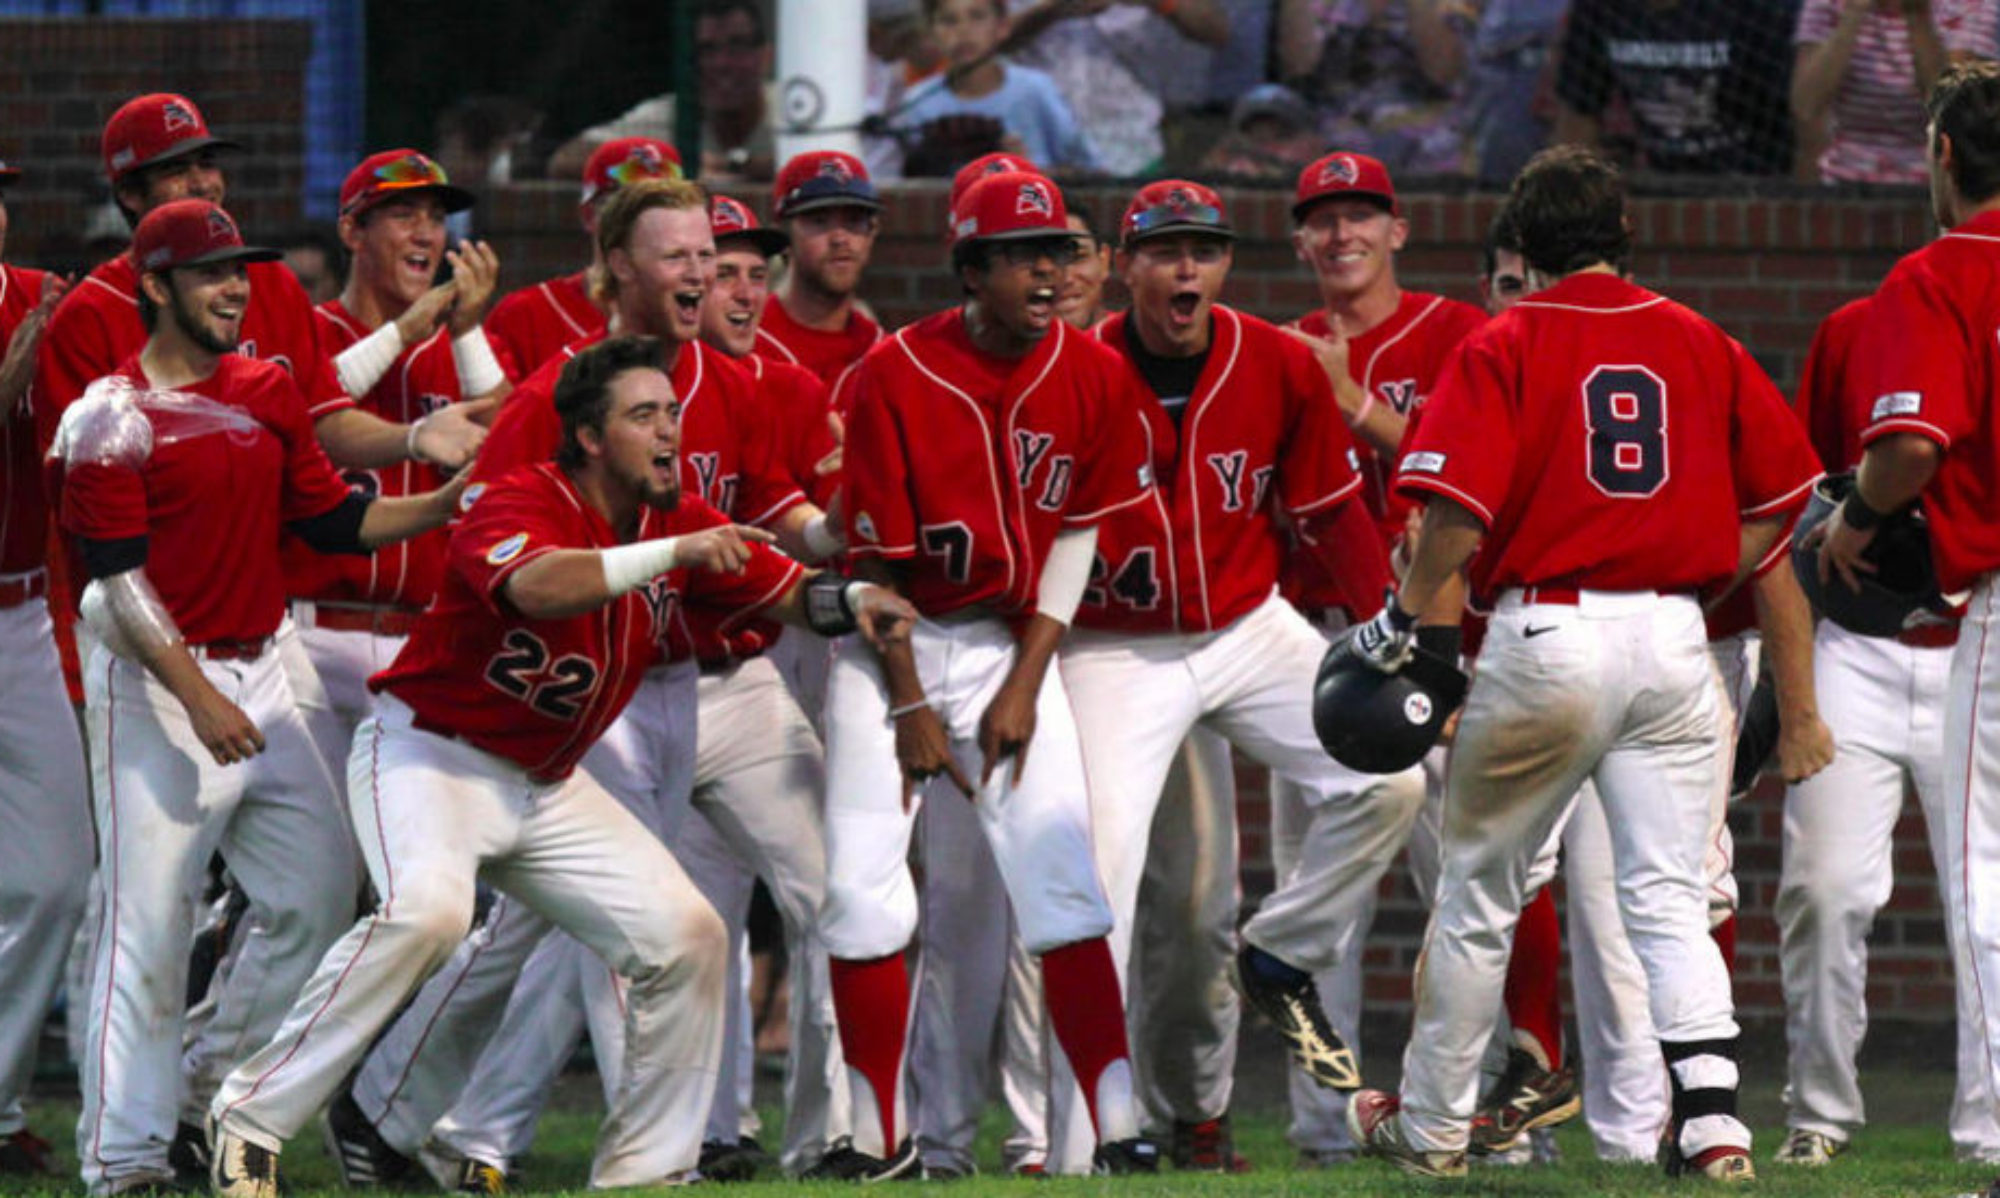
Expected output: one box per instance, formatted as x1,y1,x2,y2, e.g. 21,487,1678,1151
773,0,867,163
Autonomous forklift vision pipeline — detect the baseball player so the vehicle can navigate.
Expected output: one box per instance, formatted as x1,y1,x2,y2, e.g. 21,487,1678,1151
52,199,466,1197
0,154,89,1179
1344,147,1820,1181
820,169,1155,1179
758,151,883,388
1815,62,2000,1197
287,148,510,786
485,138,681,382
320,177,839,1185
206,334,915,1197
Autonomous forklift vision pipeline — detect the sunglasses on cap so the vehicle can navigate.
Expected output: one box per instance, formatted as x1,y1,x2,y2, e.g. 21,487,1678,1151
994,237,1085,267
1125,198,1227,238
604,153,682,188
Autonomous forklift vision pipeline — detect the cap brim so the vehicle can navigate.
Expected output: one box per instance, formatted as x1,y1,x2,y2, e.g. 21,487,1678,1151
961,225,1075,244
779,194,883,218
349,182,477,218
180,244,285,268
719,228,791,257
1292,191,1395,222
133,134,244,174
1124,223,1237,247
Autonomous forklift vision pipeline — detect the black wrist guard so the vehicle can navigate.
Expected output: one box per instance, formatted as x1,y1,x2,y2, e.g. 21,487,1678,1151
804,571,861,637
1415,624,1464,663
1840,492,1889,532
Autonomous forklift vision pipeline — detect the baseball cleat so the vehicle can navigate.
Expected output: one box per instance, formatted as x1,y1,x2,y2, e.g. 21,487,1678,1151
209,1120,281,1198
1468,1044,1581,1154
697,1136,770,1183
1169,1116,1251,1173
447,1159,506,1195
1345,1088,1467,1179
0,1128,58,1176
324,1087,418,1187
799,1136,921,1182
1234,945,1360,1090
1091,1137,1161,1175
169,1121,212,1190
1660,1127,1756,1183
1772,1128,1845,1167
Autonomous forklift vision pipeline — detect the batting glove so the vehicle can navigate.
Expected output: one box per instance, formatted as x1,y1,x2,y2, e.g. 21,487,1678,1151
1352,592,1417,673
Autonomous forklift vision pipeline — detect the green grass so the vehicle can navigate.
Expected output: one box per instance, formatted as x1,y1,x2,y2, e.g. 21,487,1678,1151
6,1026,1989,1196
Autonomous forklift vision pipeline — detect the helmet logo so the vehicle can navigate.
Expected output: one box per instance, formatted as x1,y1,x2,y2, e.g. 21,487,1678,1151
1403,693,1433,725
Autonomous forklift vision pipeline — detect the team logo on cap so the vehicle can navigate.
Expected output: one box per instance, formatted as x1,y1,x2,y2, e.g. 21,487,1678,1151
713,198,750,232
162,98,198,133
1163,187,1201,216
817,156,854,184
627,144,665,172
1016,181,1054,217
207,208,238,242
1318,155,1359,187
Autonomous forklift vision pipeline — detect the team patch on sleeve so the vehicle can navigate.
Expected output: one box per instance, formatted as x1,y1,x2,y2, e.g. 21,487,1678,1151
853,511,879,543
1401,451,1447,475
1870,391,1922,421
486,531,529,565
459,482,488,513
1138,463,1155,488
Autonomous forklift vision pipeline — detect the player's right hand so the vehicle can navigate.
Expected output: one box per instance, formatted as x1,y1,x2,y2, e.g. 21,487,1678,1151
895,704,973,810
394,281,459,345
1352,592,1417,672
679,524,777,575
187,687,266,766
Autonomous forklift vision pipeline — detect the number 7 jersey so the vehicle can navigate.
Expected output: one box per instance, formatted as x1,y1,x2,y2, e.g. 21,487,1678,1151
1396,272,1820,598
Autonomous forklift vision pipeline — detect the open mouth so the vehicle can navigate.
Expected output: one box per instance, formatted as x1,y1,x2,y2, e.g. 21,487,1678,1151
402,252,433,277
1026,285,1057,313
673,290,704,323
652,450,677,481
1168,291,1202,324
725,309,754,329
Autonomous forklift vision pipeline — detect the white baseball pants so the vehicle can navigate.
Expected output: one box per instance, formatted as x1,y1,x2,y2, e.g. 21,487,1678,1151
1939,578,2000,1164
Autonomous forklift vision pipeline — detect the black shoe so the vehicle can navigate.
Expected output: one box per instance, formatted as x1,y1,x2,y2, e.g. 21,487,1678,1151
1169,1117,1250,1173
167,1121,210,1191
0,1128,58,1176
1233,945,1360,1090
697,1136,770,1183
1468,1045,1581,1154
324,1088,419,1188
800,1137,921,1182
1092,1138,1160,1175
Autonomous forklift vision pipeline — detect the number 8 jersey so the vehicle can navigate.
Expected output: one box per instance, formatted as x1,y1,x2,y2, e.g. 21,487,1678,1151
1397,272,1820,598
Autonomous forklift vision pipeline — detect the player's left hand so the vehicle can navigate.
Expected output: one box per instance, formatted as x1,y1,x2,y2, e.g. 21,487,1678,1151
445,240,503,336
411,400,491,468
1776,709,1836,783
814,411,844,478
429,463,476,519
1810,501,1879,594
851,583,917,651
0,271,70,411
1352,593,1416,672
977,678,1038,788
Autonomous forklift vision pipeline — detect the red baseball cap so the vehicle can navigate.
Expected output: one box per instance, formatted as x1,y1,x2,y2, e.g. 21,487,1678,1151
339,150,475,221
1293,151,1398,221
948,151,1037,218
710,194,789,258
1120,179,1235,248
950,171,1067,245
102,93,241,185
581,137,683,209
772,150,880,219
131,199,280,274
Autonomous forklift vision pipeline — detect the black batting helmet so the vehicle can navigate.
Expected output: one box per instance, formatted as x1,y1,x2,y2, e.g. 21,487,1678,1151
1312,635,1469,774
1790,473,1950,638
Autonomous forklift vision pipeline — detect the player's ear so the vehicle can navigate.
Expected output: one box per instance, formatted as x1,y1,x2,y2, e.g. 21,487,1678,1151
1289,226,1309,266
137,269,172,309
1389,218,1410,253
336,213,365,255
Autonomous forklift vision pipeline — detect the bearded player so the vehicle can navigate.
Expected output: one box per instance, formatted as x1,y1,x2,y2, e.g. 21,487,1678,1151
759,151,883,388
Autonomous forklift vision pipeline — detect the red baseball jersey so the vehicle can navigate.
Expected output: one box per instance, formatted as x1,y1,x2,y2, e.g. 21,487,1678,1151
1396,272,1820,599
59,354,352,645
741,352,838,506
1795,296,1873,474
1,264,51,575
842,310,1155,618
1292,291,1486,541
1852,210,2000,593
373,464,802,782
756,294,882,390
487,272,605,384
281,301,465,610
35,254,351,445
475,335,805,662
1075,307,1361,634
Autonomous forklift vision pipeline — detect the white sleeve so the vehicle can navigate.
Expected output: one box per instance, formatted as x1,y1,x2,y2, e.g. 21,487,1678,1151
1034,524,1097,627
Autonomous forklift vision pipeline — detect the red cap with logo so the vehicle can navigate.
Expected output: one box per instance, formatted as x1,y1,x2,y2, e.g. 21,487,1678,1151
131,199,280,274
339,149,476,220
710,194,790,258
581,137,683,209
1293,151,1398,221
102,93,242,185
947,151,1038,223
950,170,1067,245
1120,179,1235,247
772,150,881,219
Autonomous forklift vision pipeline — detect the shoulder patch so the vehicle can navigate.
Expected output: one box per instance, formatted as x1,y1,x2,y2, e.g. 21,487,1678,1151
1870,391,1922,421
1402,451,1447,475
853,511,878,543
486,531,529,565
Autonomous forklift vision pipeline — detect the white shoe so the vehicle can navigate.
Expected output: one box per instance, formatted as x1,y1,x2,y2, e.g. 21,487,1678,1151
209,1121,281,1198
1773,1128,1845,1167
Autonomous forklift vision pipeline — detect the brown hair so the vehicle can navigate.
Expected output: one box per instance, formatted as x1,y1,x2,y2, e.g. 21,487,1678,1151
1928,61,2000,206
1499,146,1629,278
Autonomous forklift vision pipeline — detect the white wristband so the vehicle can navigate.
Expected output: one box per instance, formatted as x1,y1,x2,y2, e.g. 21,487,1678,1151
600,536,682,596
453,327,508,397
333,320,404,399
405,414,428,462
802,512,844,562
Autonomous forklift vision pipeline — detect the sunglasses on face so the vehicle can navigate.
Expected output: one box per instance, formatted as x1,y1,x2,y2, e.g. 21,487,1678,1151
995,238,1085,267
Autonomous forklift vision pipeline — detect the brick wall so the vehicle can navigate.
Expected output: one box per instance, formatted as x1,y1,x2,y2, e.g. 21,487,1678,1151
477,178,1947,1021
0,18,310,275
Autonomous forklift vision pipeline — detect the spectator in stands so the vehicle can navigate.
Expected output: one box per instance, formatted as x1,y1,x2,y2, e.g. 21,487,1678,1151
549,0,775,183
892,0,1102,172
1199,83,1322,178
1276,0,1474,176
1458,0,1569,183
863,0,945,177
1791,0,1999,183
279,224,344,304
1555,0,1802,175
1005,0,1231,177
